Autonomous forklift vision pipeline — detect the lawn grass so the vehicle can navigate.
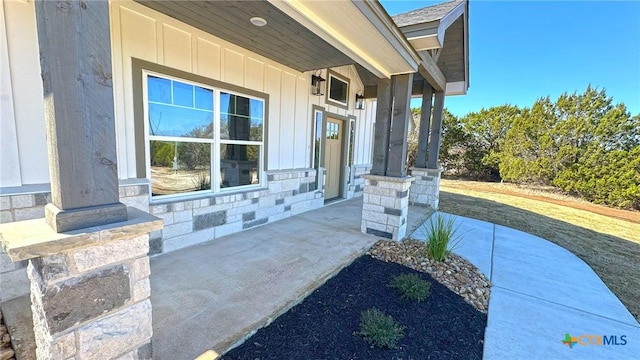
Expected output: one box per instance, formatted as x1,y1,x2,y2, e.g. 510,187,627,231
439,179,640,321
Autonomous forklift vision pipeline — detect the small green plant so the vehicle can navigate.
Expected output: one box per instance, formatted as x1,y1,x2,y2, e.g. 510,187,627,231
356,308,405,349
422,213,463,261
389,273,431,302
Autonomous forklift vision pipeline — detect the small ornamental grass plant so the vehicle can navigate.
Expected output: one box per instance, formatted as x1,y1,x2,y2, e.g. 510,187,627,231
356,308,405,349
389,273,431,302
423,213,463,262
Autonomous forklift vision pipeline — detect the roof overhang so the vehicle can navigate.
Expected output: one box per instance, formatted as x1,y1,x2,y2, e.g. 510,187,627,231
400,0,466,51
396,0,470,95
267,0,420,78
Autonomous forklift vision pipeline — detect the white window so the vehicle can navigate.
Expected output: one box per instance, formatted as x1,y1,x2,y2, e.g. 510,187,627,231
144,72,264,198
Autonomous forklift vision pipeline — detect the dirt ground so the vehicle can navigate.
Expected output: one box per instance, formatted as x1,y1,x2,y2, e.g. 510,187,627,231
151,166,210,195
438,179,640,322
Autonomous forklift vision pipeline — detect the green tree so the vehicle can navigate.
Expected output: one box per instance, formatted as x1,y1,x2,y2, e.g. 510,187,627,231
461,105,520,179
499,97,556,183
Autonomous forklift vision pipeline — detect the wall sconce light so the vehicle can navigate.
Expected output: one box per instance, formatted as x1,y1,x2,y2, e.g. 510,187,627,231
355,93,365,110
311,71,325,96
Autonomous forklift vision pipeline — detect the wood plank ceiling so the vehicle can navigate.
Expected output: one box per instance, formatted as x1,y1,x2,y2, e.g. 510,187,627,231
135,0,355,72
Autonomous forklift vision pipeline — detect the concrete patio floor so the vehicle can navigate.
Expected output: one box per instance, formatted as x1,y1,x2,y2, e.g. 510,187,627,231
150,198,432,359
412,213,640,360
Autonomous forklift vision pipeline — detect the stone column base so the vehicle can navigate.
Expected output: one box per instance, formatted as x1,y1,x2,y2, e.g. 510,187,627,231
0,208,162,360
409,167,442,209
361,175,415,241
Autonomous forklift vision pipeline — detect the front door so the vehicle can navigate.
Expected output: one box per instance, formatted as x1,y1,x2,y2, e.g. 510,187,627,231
324,118,343,200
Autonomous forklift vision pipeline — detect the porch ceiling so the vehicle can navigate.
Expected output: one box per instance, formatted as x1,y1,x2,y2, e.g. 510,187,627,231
134,0,354,72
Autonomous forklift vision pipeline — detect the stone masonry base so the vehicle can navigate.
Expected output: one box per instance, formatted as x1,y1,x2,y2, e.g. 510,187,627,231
0,208,162,360
361,175,415,241
409,167,442,209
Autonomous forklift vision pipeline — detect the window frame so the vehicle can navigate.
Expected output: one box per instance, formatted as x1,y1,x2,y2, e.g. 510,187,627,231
138,64,268,200
325,70,350,110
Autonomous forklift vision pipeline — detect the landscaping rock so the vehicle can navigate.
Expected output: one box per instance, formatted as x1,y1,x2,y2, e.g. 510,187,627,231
368,239,491,313
0,309,16,360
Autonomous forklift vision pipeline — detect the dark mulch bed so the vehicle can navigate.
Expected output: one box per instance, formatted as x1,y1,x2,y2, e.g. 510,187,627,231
222,256,487,360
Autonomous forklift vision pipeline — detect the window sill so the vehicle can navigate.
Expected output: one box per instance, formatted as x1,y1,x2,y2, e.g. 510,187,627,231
149,185,267,206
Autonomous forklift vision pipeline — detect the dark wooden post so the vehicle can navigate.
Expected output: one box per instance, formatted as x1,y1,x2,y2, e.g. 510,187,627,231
371,78,392,176
427,91,445,169
386,73,413,177
35,0,127,232
416,81,433,168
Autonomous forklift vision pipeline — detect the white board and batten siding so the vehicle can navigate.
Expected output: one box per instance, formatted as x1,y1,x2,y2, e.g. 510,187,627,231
110,0,318,178
0,0,375,190
0,0,49,187
307,66,375,167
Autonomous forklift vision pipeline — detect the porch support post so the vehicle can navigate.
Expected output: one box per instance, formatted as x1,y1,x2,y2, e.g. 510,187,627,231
362,74,415,241
371,78,392,176
411,90,445,209
35,0,127,233
427,91,445,169
0,2,162,359
415,81,433,168
386,73,413,177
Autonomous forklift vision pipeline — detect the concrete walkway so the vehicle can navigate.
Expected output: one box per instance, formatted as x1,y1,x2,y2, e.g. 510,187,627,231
150,198,432,359
411,213,640,360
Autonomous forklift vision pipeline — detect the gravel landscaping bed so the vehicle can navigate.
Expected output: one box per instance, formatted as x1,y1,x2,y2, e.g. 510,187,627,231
368,239,491,313
223,254,488,359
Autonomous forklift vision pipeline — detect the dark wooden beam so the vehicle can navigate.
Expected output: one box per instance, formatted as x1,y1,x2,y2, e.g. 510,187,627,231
386,74,413,177
416,81,434,168
35,0,127,232
427,91,445,169
371,78,393,176
417,50,446,92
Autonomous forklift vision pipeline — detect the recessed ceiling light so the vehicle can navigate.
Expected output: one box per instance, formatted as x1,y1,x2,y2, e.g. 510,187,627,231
250,17,267,27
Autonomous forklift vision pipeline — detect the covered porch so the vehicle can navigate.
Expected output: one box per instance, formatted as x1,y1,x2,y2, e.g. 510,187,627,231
150,198,432,359
0,0,468,358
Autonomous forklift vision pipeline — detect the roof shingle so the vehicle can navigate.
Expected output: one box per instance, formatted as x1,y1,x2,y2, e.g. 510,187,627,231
392,0,463,27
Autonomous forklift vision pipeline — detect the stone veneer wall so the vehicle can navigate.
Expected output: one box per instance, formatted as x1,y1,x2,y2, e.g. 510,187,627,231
28,232,154,359
346,165,371,199
0,182,149,303
408,167,442,209
361,175,414,241
150,169,323,254
1,169,325,302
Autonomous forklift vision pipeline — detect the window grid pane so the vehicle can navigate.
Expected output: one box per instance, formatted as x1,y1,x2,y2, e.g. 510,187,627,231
146,72,264,198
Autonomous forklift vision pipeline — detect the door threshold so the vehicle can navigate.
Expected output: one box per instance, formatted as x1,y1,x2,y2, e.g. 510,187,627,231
324,197,346,206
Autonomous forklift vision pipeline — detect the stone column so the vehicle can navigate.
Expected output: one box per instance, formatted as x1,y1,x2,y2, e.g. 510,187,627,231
361,175,415,241
409,167,442,209
0,208,162,360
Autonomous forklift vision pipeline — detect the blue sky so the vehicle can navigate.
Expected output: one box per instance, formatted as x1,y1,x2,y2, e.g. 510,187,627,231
379,0,640,117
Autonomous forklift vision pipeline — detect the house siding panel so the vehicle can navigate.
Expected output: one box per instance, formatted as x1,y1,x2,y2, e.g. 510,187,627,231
245,58,265,92
294,76,310,168
162,23,192,72
265,65,282,169
196,38,221,80
0,3,21,187
222,48,244,86
1,0,48,186
280,72,297,170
